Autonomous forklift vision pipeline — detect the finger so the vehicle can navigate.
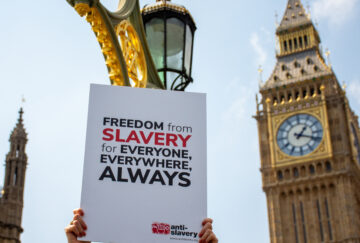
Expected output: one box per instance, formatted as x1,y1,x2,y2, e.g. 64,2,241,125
73,214,88,230
205,232,218,243
73,220,85,236
202,218,213,226
199,222,212,237
73,208,84,216
199,229,211,243
65,224,80,236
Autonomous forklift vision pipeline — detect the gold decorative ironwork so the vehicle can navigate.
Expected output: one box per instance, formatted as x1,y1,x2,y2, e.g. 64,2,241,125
116,20,147,88
74,3,125,86
74,3,91,17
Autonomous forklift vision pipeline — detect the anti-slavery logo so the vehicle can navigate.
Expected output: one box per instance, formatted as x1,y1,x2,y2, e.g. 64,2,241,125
152,222,170,235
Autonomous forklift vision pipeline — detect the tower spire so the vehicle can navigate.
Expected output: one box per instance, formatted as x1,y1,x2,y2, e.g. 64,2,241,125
18,107,24,125
0,108,28,242
277,0,311,32
261,0,331,91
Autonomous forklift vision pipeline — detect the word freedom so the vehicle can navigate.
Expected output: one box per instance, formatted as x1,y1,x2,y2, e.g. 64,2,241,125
103,117,164,130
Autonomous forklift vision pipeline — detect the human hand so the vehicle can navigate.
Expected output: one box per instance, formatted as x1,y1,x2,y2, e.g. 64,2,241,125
64,208,90,243
199,218,218,243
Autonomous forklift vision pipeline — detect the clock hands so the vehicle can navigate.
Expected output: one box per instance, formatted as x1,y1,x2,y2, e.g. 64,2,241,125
293,131,322,141
296,134,322,140
295,126,307,139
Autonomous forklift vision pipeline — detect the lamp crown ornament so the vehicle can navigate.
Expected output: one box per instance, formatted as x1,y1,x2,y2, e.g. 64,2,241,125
141,0,197,90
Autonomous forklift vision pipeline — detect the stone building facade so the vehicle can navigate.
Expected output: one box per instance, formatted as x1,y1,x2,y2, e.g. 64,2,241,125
254,0,360,242
0,109,28,243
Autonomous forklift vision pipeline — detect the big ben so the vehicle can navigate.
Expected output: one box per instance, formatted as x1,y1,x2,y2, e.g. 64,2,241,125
254,0,360,242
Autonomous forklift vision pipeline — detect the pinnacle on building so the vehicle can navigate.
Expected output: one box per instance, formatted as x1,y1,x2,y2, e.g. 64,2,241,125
255,0,360,242
0,108,28,243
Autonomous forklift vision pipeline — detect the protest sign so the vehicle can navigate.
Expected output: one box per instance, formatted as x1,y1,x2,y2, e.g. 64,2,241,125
80,84,207,243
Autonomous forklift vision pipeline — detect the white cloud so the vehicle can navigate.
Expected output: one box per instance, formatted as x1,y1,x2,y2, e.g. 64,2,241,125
312,0,358,25
250,32,267,65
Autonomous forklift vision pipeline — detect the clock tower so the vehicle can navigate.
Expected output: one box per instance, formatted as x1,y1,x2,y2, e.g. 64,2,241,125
254,0,360,242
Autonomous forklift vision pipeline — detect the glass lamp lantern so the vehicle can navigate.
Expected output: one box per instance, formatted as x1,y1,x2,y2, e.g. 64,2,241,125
142,0,196,91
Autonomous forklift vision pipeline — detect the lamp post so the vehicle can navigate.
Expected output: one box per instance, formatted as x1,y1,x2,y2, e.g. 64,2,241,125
142,0,197,91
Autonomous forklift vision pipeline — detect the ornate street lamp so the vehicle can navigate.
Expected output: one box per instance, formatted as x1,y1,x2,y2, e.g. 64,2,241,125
142,0,197,91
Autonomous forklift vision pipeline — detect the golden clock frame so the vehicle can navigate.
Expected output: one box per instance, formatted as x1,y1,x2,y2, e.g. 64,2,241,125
268,102,333,167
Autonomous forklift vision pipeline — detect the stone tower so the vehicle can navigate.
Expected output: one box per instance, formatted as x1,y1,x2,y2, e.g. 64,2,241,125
254,0,360,242
0,108,28,243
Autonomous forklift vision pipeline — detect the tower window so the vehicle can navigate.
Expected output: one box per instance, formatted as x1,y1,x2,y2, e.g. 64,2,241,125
286,73,292,79
325,198,333,240
14,167,18,186
284,41,288,52
294,38,298,49
16,145,20,157
295,91,300,100
293,168,299,178
282,64,287,71
316,200,324,241
288,93,292,101
325,161,332,172
316,163,323,173
7,164,12,186
300,202,308,243
294,61,300,68
289,39,293,51
303,89,307,98
277,171,283,180
274,75,279,81
310,87,315,96
307,58,313,65
309,165,315,174
301,69,306,75
299,37,303,48
314,65,319,72
292,203,300,243
304,35,308,47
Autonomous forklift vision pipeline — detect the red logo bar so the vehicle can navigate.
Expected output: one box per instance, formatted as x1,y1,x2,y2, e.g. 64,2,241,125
152,222,170,235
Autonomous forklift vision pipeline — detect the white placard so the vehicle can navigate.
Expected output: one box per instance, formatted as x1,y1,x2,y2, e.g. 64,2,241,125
80,84,207,243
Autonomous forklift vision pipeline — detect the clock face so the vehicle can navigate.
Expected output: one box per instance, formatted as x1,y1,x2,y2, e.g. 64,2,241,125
277,114,323,156
351,123,360,164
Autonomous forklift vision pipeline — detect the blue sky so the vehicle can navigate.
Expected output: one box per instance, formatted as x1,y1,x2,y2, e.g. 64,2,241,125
0,0,359,242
